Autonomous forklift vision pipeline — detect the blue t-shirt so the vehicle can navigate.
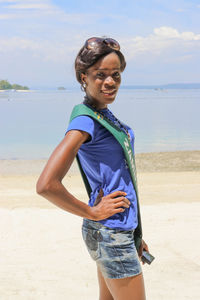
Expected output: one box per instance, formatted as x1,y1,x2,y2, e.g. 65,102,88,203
66,108,138,230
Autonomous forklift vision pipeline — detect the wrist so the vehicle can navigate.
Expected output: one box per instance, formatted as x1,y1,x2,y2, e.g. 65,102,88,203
87,206,99,221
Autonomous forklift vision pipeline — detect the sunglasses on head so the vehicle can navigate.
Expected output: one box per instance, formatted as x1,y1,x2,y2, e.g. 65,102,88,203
84,37,120,51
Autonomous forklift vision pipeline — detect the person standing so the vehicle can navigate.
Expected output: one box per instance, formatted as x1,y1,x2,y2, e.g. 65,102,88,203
36,37,149,300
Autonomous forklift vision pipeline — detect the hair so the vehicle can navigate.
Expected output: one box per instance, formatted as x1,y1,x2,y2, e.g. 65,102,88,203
75,39,126,84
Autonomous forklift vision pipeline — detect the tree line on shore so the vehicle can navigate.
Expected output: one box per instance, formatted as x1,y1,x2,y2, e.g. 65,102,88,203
0,80,29,90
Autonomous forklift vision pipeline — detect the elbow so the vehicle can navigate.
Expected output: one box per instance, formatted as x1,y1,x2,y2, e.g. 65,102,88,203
36,179,51,195
36,178,61,195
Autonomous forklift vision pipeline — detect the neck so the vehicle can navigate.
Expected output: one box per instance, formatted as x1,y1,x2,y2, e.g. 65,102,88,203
84,95,107,110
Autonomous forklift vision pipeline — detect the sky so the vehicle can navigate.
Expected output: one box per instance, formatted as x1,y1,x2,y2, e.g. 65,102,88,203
0,0,200,88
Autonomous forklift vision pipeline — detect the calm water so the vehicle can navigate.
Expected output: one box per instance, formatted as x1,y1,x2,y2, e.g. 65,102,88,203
0,89,199,159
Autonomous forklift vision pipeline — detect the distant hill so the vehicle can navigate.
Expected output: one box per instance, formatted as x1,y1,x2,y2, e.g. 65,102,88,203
57,86,66,90
0,80,29,90
121,83,200,89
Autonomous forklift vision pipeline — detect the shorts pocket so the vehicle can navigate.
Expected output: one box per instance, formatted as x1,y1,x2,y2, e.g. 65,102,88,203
82,227,102,261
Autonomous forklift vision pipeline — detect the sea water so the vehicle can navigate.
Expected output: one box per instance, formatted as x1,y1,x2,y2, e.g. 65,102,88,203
0,88,199,159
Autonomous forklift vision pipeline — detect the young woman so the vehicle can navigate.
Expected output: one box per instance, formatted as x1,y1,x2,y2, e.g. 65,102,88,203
36,37,149,300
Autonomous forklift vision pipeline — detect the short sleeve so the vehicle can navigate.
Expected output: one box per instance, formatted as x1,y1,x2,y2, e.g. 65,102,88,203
65,115,95,142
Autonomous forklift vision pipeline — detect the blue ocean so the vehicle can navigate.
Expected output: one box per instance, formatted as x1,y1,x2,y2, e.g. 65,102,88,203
0,88,199,159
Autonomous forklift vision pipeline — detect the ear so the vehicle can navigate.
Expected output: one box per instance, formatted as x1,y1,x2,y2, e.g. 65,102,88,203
80,72,87,84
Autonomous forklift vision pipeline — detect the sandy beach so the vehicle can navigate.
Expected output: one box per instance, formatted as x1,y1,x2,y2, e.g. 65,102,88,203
0,151,200,299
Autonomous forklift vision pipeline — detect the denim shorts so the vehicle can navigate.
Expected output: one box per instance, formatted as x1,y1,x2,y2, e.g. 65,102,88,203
82,219,142,279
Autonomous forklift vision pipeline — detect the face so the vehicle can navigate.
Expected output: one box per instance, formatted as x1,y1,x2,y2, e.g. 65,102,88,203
81,52,121,109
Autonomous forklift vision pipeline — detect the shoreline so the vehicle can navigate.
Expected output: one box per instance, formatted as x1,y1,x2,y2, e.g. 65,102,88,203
0,89,32,92
1,150,200,175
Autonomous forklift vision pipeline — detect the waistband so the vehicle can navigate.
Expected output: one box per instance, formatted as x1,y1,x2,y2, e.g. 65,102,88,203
83,218,108,230
82,218,135,233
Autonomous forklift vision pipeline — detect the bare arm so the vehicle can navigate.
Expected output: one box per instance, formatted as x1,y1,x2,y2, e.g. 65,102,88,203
36,130,130,220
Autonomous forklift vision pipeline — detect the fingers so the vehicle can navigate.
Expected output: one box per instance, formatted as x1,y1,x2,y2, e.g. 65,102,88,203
102,190,130,208
113,196,130,208
113,198,130,208
138,240,149,262
113,196,130,204
143,240,149,253
109,190,127,198
93,190,131,220
115,207,125,213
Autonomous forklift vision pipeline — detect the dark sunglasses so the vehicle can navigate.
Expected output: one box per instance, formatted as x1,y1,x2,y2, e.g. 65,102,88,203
84,37,120,51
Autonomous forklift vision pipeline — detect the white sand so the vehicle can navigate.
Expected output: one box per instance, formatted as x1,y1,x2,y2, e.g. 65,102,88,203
0,153,200,299
0,203,199,300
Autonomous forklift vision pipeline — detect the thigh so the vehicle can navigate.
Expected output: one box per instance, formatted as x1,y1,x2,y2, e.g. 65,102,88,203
104,273,146,300
97,266,114,300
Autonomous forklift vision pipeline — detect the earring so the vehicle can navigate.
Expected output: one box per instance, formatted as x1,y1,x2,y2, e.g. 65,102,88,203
81,82,87,92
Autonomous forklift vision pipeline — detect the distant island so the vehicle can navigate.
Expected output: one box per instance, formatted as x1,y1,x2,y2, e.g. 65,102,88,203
0,80,29,90
57,86,66,90
121,83,200,89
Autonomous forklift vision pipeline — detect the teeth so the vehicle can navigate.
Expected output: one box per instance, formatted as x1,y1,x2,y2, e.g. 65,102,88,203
103,91,115,95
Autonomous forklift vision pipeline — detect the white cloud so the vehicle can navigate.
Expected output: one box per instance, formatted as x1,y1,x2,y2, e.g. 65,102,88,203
0,37,40,51
122,27,200,61
1,0,61,17
0,0,49,3
0,0,48,5
154,27,180,38
1,26,199,65
0,0,55,19
0,0,98,25
0,13,16,19
0,0,16,2
8,3,52,9
0,36,76,63
175,8,186,13
154,27,200,41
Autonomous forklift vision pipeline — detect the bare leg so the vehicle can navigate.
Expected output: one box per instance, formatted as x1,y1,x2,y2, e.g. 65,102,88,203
97,266,114,300
104,272,146,300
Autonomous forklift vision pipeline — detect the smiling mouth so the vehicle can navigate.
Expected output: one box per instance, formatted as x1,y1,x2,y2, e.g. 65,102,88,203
101,90,116,96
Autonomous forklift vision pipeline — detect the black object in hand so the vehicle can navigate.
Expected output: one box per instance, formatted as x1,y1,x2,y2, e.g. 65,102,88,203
141,250,155,265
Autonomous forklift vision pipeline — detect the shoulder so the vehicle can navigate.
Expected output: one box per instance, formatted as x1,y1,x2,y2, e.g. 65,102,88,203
69,115,95,128
66,115,99,142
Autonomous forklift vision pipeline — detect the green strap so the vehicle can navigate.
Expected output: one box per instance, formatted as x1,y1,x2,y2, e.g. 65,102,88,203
70,104,142,249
